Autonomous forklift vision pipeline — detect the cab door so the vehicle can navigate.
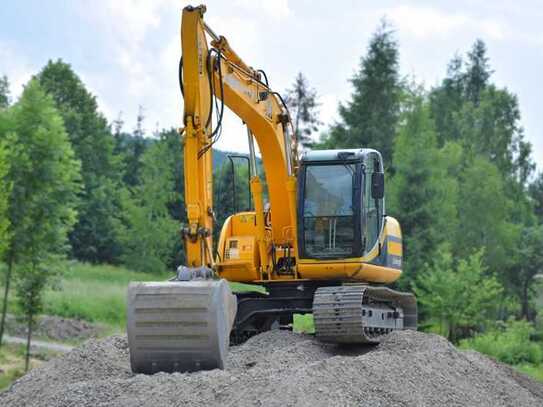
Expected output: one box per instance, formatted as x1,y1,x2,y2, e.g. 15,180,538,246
362,152,384,253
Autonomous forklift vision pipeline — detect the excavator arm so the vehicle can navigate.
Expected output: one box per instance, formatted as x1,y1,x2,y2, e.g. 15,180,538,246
181,5,297,265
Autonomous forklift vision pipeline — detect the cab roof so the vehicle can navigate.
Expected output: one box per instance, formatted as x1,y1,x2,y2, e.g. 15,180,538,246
300,148,380,163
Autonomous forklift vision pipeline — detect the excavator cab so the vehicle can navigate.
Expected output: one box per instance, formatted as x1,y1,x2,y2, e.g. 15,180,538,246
297,149,385,261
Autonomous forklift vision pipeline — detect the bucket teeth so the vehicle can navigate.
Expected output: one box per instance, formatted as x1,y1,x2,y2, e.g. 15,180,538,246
127,279,237,374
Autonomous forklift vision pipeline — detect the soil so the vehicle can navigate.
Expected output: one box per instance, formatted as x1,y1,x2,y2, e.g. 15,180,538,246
5,314,104,342
1,330,542,407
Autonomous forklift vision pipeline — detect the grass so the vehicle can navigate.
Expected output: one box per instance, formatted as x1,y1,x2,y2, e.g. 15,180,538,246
0,262,170,332
515,363,543,382
0,343,45,391
293,314,314,333
44,262,170,330
44,264,265,330
458,320,543,383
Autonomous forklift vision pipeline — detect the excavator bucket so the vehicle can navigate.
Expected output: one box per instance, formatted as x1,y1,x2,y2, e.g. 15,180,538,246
127,279,237,374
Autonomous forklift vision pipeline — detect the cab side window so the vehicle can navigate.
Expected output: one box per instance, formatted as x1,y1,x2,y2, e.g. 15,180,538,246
363,153,383,253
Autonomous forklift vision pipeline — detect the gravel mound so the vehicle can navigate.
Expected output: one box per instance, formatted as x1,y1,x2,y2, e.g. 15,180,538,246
2,330,542,407
6,314,103,342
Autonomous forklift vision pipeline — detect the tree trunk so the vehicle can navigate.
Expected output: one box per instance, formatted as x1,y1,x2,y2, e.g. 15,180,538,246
0,257,13,347
521,279,530,320
25,310,33,372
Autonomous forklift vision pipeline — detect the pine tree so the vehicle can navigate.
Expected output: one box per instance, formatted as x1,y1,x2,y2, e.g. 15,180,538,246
112,111,124,138
324,21,401,165
285,72,320,149
465,39,493,106
0,80,80,354
37,59,122,263
122,107,148,187
429,55,465,145
431,40,534,183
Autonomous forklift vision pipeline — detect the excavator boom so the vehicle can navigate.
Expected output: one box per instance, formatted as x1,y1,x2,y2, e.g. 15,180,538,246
127,4,296,373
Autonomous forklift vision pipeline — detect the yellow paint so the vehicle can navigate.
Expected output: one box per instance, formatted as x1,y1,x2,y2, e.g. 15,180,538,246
388,241,402,256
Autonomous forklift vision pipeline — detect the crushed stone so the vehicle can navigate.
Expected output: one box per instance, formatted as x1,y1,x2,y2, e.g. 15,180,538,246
1,330,542,407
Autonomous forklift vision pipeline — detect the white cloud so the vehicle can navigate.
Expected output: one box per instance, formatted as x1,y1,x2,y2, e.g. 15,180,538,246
381,5,507,40
0,41,36,99
101,0,173,44
73,1,179,132
233,0,291,20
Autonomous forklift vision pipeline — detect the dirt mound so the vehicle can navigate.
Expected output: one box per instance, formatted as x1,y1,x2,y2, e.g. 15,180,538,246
5,314,104,342
1,330,542,407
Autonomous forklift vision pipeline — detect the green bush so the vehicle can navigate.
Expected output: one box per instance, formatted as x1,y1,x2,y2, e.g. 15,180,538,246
460,319,543,365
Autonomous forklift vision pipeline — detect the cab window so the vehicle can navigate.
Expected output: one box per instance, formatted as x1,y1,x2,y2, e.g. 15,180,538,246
363,153,384,252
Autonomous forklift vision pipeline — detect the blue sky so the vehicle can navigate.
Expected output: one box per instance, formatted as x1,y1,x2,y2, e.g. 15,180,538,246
1,0,541,171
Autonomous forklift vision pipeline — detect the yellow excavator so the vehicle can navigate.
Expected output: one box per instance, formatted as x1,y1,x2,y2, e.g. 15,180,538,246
126,4,417,374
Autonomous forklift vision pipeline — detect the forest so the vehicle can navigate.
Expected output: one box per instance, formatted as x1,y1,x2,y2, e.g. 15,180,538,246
0,22,543,376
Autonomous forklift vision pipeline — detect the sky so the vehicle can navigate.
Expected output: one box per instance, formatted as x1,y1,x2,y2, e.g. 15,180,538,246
0,0,541,170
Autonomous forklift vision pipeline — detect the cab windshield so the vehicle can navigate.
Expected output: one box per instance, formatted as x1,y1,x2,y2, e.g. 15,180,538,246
302,164,356,258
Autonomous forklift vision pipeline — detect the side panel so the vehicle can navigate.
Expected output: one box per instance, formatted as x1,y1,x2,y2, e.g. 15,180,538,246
296,216,403,284
216,212,261,281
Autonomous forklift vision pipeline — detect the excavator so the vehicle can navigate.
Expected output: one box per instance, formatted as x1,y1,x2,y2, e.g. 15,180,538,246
126,4,417,374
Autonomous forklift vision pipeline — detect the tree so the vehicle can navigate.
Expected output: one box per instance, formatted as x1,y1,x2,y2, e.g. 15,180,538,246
0,132,11,259
37,59,122,263
455,156,517,273
16,262,55,371
117,138,178,273
161,128,186,268
0,140,11,345
458,85,532,179
430,40,533,183
414,250,503,342
322,21,401,166
0,102,14,346
429,55,465,146
0,75,10,109
464,39,492,106
387,95,457,288
213,159,249,242
509,225,543,319
284,72,321,149
529,173,543,223
0,80,80,355
117,107,149,187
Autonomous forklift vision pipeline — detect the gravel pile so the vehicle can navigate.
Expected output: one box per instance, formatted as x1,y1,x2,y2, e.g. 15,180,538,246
5,314,103,342
2,330,543,407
